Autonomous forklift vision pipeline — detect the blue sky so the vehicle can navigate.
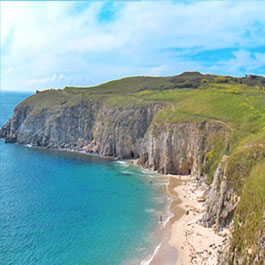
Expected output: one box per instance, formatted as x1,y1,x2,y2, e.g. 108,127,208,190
1,1,265,91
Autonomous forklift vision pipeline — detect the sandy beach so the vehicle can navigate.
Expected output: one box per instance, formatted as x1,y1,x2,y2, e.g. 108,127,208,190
148,174,230,265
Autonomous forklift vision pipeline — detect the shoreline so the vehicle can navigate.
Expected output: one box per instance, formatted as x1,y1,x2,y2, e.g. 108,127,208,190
146,173,230,265
145,176,183,265
19,144,230,265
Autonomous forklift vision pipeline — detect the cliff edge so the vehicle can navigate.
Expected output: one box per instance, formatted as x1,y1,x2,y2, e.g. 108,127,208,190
1,72,265,264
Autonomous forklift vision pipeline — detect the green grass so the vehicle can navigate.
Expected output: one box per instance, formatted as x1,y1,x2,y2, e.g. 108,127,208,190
230,159,265,265
22,73,265,182
16,72,265,263
226,145,265,194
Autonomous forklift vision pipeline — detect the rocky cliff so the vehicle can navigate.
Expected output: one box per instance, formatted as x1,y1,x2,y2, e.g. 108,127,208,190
1,73,265,264
138,121,226,175
0,91,226,177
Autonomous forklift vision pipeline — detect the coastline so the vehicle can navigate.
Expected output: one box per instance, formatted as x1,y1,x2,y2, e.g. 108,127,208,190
145,173,230,265
49,149,230,265
20,145,230,265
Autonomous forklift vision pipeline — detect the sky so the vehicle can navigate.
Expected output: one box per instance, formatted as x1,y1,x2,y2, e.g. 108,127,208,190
1,1,265,91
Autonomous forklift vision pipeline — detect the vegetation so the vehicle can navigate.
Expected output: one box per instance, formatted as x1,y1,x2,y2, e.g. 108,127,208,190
17,72,265,263
21,72,265,177
226,145,265,194
23,71,265,151
230,159,265,265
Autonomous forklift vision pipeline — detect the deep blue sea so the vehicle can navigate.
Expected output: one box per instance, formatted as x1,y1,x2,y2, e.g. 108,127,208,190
0,91,168,265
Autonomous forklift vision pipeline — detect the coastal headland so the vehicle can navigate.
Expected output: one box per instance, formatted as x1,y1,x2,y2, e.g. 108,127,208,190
1,72,265,264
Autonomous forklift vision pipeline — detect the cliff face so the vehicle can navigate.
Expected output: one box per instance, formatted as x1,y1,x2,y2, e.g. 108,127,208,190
1,101,98,147
138,121,224,175
201,163,238,228
1,101,163,158
90,104,164,158
202,149,265,265
2,73,265,265
0,93,225,177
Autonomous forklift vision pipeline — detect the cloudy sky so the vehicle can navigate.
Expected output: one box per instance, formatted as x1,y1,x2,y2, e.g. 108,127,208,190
1,1,265,91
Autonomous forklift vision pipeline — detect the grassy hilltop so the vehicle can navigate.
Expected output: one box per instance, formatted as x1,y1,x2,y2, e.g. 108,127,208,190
18,72,265,263
25,71,265,156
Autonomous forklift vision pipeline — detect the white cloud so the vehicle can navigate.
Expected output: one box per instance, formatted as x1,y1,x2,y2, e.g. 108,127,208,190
1,1,265,91
2,1,265,56
207,49,265,76
27,74,64,85
6,67,13,74
147,65,171,76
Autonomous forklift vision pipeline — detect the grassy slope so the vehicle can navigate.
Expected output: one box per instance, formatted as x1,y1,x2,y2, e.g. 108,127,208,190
22,72,265,164
230,159,265,264
19,73,265,263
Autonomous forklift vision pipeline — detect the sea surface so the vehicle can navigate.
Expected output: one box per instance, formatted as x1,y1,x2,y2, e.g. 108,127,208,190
0,91,168,265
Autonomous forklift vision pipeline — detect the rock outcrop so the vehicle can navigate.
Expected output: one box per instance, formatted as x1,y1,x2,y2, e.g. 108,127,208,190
0,92,225,177
1,73,264,265
201,163,238,228
138,121,224,175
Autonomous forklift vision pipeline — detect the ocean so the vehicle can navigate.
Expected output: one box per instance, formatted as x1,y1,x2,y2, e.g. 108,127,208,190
0,91,168,265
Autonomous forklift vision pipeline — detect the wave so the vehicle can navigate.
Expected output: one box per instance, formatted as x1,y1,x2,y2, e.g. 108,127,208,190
145,208,155,213
121,171,133,176
162,211,174,227
140,242,161,265
115,160,129,166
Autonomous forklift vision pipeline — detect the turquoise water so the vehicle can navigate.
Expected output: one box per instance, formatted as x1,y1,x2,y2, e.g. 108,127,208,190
0,91,168,265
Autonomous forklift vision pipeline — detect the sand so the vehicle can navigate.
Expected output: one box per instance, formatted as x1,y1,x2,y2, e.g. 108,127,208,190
125,159,229,265
149,174,229,265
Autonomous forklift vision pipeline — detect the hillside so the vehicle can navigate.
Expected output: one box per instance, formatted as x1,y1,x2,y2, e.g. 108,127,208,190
1,72,265,264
